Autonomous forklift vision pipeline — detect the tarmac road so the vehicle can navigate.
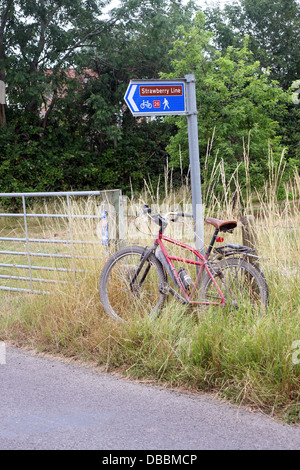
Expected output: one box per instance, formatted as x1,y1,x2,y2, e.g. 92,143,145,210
0,345,299,451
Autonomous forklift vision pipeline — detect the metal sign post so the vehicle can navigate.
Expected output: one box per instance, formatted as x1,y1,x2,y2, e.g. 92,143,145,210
185,74,204,254
124,75,204,254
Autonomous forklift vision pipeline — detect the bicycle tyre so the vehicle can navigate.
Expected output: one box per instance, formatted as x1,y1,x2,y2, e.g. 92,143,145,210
200,257,269,312
99,246,167,321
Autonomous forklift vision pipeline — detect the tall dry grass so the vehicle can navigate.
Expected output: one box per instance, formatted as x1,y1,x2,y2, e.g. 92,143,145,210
0,153,299,423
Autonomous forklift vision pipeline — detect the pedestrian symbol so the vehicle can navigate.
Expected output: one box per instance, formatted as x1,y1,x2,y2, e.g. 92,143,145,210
163,98,169,110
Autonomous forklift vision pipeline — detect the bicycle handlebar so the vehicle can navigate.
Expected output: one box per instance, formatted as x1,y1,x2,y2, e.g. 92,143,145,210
143,204,193,226
169,212,193,222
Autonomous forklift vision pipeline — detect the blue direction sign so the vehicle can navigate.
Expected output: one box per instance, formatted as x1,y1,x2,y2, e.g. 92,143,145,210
124,79,186,116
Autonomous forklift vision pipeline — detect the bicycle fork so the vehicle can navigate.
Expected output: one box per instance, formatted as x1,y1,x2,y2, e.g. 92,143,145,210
127,244,188,304
128,246,154,292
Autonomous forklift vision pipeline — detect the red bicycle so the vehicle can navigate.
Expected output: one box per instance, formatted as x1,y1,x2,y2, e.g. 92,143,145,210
99,204,269,320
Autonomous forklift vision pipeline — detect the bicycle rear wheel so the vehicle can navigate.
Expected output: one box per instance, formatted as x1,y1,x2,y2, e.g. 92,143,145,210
99,246,167,321
201,257,269,312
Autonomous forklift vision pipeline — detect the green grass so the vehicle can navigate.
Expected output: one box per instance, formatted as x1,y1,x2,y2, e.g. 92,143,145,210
0,167,299,424
1,283,299,423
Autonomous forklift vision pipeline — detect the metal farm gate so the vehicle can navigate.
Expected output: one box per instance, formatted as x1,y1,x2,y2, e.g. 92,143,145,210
0,190,125,294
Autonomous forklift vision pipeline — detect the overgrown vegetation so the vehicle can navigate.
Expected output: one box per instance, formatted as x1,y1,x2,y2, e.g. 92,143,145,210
0,0,299,194
0,163,299,423
0,0,299,424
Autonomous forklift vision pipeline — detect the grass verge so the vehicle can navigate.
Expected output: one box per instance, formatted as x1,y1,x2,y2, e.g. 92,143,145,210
0,166,299,424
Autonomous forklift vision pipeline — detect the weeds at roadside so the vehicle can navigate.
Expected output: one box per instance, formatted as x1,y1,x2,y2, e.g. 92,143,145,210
0,161,299,424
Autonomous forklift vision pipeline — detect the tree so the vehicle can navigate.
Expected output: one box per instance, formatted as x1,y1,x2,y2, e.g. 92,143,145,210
77,0,197,193
0,0,111,192
5,0,110,121
204,0,300,165
0,0,197,193
106,0,197,78
163,12,290,191
205,0,300,90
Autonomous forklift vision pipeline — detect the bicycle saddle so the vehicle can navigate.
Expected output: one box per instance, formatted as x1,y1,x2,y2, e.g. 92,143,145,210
205,217,237,232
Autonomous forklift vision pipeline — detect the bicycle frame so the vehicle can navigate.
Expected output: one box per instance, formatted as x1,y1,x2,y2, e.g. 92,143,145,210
100,207,269,319
129,210,236,307
155,231,226,306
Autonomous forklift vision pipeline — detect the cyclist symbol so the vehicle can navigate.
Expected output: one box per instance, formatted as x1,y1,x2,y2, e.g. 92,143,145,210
140,100,152,109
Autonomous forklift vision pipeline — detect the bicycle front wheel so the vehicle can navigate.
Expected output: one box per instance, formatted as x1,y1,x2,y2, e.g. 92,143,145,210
99,246,167,321
201,257,269,312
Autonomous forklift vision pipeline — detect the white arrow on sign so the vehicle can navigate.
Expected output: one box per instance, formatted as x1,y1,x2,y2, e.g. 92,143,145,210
128,84,139,112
